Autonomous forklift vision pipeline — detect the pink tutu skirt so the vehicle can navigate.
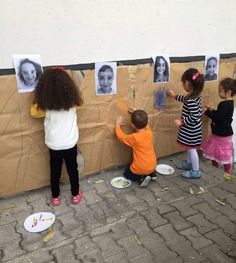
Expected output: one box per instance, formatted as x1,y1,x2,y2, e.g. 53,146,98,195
201,135,233,164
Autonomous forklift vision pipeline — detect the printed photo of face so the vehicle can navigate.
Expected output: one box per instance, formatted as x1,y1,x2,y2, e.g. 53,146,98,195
95,63,117,95
204,56,218,81
98,68,114,94
20,62,37,86
206,58,217,76
153,55,169,83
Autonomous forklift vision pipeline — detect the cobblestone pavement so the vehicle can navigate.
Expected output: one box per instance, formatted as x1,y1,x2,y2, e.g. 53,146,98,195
0,152,236,263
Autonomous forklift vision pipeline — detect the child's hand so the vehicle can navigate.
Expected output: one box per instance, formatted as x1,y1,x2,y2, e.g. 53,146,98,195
167,90,176,98
205,106,212,111
175,119,183,126
116,116,124,126
128,107,136,113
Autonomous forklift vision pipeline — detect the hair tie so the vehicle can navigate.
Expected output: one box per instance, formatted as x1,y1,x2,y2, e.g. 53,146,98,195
192,72,199,80
52,66,65,71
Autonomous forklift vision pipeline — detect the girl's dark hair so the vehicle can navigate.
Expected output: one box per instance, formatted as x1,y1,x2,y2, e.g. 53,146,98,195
181,68,204,98
18,58,42,83
219,77,236,96
98,64,114,74
154,56,169,81
33,68,83,110
131,110,148,129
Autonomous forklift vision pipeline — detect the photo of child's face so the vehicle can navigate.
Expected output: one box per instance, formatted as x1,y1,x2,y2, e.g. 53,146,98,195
206,58,217,76
98,70,114,93
21,62,37,86
156,58,166,76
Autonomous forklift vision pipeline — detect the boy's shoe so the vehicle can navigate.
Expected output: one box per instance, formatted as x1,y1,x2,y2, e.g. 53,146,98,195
51,196,61,206
176,161,192,170
71,191,83,204
182,170,201,179
139,176,151,187
150,172,158,181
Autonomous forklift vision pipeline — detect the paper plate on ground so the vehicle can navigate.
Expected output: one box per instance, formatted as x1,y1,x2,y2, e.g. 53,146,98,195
24,212,55,233
156,164,175,175
111,177,131,189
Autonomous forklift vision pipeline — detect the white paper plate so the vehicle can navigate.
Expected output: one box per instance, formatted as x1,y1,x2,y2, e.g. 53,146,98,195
24,212,55,233
111,177,131,189
156,164,175,175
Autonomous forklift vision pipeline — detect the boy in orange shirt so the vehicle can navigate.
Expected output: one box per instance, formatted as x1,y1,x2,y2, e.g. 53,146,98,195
115,107,157,187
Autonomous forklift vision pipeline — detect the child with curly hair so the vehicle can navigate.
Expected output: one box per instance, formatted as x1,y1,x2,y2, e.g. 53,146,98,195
31,68,83,206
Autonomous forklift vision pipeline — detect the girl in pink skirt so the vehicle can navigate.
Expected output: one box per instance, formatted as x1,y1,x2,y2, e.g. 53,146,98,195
201,78,236,179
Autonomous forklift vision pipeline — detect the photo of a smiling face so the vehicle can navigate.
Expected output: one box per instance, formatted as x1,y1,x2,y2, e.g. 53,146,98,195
95,62,117,95
204,55,219,81
153,55,170,83
13,55,43,93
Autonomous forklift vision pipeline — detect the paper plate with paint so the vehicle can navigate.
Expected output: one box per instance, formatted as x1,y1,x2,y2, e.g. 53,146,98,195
24,212,55,233
111,177,131,189
156,164,175,175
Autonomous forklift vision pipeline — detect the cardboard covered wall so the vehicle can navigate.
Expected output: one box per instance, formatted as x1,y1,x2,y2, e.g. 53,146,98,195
0,59,235,197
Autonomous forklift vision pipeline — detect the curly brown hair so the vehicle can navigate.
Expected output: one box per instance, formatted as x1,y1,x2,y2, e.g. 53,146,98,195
131,110,148,129
33,68,83,110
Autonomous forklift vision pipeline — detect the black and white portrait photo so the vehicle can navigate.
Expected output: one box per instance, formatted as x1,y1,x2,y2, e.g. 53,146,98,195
204,55,219,81
95,62,117,95
153,55,170,83
13,54,43,93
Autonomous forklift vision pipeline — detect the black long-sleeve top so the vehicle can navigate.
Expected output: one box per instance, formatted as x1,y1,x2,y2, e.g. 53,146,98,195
205,100,234,136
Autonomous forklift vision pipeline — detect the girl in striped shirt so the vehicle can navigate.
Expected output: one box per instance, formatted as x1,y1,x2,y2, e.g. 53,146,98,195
168,68,204,179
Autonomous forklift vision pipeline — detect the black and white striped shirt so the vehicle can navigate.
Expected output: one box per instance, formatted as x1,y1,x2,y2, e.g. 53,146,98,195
176,95,202,147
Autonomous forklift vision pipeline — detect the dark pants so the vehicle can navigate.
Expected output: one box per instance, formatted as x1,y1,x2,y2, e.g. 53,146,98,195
123,166,153,183
49,145,79,197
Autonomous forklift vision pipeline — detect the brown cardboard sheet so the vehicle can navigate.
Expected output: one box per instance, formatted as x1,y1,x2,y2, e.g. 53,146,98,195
0,59,235,196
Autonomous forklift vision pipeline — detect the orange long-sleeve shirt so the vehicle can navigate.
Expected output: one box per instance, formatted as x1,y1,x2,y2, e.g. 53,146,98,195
116,125,157,175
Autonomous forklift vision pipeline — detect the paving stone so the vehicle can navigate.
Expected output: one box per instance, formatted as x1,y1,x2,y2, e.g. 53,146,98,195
180,227,212,249
5,249,54,263
111,222,134,240
192,202,222,220
141,207,167,228
83,189,103,205
94,180,111,194
126,215,151,234
82,214,104,231
74,235,99,254
199,192,222,208
157,204,176,215
104,251,129,263
171,199,198,217
0,224,21,245
117,235,153,260
1,238,25,261
29,198,51,212
154,223,186,244
204,229,236,253
77,248,103,262
52,202,74,217
199,244,235,263
186,213,218,234
214,205,236,221
209,215,236,236
134,187,159,206
51,244,78,263
92,234,123,258
163,211,192,231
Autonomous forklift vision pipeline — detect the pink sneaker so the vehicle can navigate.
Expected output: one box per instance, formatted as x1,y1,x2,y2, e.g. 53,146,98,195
71,191,83,204
51,196,61,206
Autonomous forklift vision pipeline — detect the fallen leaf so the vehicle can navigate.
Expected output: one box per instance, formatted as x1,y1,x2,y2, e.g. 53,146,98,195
134,234,143,245
43,228,55,243
215,199,226,206
199,187,204,192
95,180,104,184
160,187,169,192
189,187,194,195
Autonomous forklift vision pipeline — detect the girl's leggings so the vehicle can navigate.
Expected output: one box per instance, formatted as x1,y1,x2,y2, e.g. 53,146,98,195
187,149,199,171
212,160,232,174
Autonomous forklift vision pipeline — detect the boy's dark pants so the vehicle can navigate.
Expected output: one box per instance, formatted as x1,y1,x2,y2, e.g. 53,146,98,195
49,145,79,198
123,166,151,183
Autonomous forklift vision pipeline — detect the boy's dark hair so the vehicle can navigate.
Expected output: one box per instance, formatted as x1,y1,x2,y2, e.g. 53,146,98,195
33,68,83,110
18,58,42,83
98,65,114,74
219,77,236,96
131,110,148,129
181,68,204,98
